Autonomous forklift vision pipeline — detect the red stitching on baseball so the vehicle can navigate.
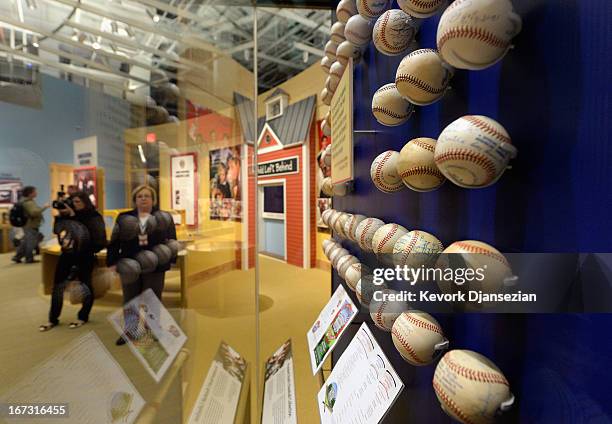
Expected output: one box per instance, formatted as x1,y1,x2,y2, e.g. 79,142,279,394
434,149,497,184
438,26,509,52
396,74,446,94
392,327,427,364
375,299,389,329
463,116,512,145
377,224,398,253
374,152,402,192
399,230,420,265
400,166,445,181
360,219,374,248
405,313,443,336
361,0,382,17
376,84,398,93
443,353,509,386
378,11,393,51
411,139,435,152
433,380,477,424
372,106,411,120
409,0,443,9
453,241,510,268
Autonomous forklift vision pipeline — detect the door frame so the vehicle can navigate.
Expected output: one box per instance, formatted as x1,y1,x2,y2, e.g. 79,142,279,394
257,178,287,261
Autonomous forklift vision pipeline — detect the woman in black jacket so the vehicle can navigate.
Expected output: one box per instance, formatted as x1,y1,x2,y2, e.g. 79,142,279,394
39,192,107,331
107,185,177,345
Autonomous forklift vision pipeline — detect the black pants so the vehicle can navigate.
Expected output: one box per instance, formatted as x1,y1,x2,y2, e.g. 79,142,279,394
49,253,95,325
121,271,165,337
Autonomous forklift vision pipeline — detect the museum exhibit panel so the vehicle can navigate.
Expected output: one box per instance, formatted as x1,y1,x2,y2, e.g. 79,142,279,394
0,0,611,423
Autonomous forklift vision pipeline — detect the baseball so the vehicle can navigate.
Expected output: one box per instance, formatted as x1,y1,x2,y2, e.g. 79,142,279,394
337,255,359,280
393,230,444,270
434,115,516,188
329,61,346,88
329,247,350,268
321,119,331,137
357,0,390,20
336,0,358,23
372,223,409,255
334,212,352,238
321,208,335,226
392,311,448,366
320,55,333,73
355,217,385,251
345,262,371,291
323,240,339,258
328,210,343,233
336,40,362,66
373,9,416,56
370,289,406,331
371,83,415,126
345,14,373,47
322,238,336,253
321,87,333,106
324,109,331,124
322,143,332,166
370,150,404,193
324,40,339,61
326,76,339,94
437,0,522,70
344,214,367,242
396,49,453,105
331,21,347,44
433,350,512,424
398,0,445,18
321,176,334,196
397,138,446,191
326,243,341,260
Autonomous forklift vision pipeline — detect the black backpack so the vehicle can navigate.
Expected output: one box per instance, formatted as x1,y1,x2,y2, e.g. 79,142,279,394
9,202,27,227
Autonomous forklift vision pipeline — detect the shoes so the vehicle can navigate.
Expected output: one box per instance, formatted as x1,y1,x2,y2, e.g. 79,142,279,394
25,259,39,264
116,335,127,346
69,320,86,329
11,256,22,264
39,322,57,332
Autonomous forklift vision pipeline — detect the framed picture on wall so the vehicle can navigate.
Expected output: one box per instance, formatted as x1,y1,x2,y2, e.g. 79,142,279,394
209,146,242,222
73,166,98,207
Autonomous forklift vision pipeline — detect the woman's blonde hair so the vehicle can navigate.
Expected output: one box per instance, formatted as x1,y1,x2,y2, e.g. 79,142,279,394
131,185,157,206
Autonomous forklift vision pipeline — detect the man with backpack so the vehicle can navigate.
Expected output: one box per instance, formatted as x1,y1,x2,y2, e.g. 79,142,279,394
11,186,49,264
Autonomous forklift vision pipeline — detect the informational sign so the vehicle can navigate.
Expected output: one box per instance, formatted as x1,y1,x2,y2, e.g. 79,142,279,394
73,136,98,166
307,285,358,374
258,157,300,177
331,57,354,185
0,332,145,424
171,153,198,226
262,340,297,424
318,323,404,424
108,289,187,383
187,342,248,424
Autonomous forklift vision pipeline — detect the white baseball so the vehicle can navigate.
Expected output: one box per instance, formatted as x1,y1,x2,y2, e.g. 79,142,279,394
392,311,448,366
326,243,341,260
373,9,416,56
321,208,335,226
336,40,362,66
321,176,334,196
322,144,332,166
324,109,331,124
329,247,350,268
370,150,404,193
355,217,385,251
437,0,522,70
320,56,333,73
398,0,445,18
371,83,414,126
337,0,358,23
369,289,406,331
434,115,516,188
334,212,352,238
337,255,359,280
396,49,453,105
397,138,446,191
322,238,336,253
371,223,409,255
321,119,331,137
357,0,390,20
433,350,512,424
343,214,367,242
345,14,373,47
328,210,344,236
393,230,444,269
321,87,333,106
324,40,339,61
323,240,339,258
329,61,346,88
331,21,347,44
345,262,371,291
326,76,339,94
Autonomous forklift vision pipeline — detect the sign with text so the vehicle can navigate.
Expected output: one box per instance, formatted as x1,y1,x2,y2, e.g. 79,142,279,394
171,153,198,226
262,340,297,424
258,157,299,177
318,323,404,424
331,58,353,185
73,136,98,166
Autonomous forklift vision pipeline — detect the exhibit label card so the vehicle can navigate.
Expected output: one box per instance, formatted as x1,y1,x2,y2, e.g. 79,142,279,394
171,152,198,226
0,332,145,424
317,323,404,424
331,57,354,185
262,340,297,424
187,342,247,424
307,285,358,374
108,289,187,382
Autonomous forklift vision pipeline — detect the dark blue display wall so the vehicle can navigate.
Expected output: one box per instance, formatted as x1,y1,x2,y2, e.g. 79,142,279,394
331,0,612,422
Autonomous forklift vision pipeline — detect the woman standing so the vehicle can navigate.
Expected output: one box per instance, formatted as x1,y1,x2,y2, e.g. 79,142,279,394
39,192,107,331
107,185,176,345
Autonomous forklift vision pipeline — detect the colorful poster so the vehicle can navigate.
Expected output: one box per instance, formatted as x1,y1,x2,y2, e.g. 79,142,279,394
187,342,247,424
0,332,145,424
73,166,98,207
108,289,187,383
318,323,404,424
307,285,358,374
171,153,198,226
209,146,242,221
262,340,297,424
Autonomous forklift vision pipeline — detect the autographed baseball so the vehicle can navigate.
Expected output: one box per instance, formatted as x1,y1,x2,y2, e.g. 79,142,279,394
370,150,404,193
396,49,453,105
372,83,415,126
321,209,335,226
321,176,334,196
433,350,512,424
345,263,371,291
322,238,336,253
398,0,445,18
437,0,522,70
345,14,373,47
325,76,338,94
397,138,446,191
331,22,347,44
322,143,332,166
334,213,352,238
434,115,516,188
323,240,339,258
324,40,339,61
344,214,367,242
320,55,333,73
373,9,416,56
321,87,333,106
357,0,390,20
370,289,406,331
393,230,444,269
355,217,385,251
372,223,409,255
321,119,331,137
329,61,347,88
329,247,350,268
328,210,343,234
337,255,359,280
336,40,362,66
337,0,358,23
392,311,448,366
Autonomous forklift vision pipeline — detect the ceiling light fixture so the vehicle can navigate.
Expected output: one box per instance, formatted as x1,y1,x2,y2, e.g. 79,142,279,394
146,9,160,23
